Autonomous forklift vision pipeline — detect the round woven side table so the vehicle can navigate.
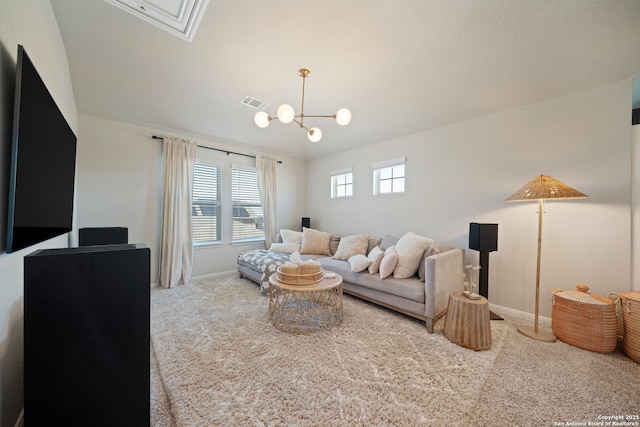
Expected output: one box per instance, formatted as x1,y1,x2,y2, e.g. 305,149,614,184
443,291,492,351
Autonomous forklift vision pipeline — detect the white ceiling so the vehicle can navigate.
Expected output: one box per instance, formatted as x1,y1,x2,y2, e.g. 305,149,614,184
49,0,640,160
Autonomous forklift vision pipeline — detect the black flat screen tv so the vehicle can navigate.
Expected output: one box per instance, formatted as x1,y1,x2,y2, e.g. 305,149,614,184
6,45,77,253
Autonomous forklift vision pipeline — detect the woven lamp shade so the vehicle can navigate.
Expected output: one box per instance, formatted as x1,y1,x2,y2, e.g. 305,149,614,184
505,175,587,202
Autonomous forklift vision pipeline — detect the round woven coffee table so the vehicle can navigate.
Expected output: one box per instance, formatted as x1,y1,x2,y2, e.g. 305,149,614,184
268,272,343,334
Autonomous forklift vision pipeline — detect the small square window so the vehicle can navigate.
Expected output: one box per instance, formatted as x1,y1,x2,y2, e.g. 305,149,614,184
373,162,405,195
331,172,353,198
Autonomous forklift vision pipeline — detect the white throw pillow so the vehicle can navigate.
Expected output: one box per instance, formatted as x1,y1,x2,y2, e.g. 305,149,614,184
393,231,434,279
333,234,369,260
367,246,384,275
348,254,372,272
280,229,303,244
269,243,301,254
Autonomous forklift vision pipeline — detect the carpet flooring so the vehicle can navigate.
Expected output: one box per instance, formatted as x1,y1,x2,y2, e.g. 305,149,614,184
150,274,640,426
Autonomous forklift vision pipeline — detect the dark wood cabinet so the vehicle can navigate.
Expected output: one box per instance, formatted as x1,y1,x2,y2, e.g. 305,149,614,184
24,244,150,426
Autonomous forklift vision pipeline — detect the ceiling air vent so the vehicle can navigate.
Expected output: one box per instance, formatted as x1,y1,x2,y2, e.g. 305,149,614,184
103,0,209,42
241,96,268,111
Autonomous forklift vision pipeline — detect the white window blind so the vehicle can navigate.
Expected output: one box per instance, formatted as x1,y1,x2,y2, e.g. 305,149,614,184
192,162,222,243
232,166,264,241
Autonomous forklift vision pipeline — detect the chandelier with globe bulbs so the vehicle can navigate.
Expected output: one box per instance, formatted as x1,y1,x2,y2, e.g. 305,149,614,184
253,68,352,143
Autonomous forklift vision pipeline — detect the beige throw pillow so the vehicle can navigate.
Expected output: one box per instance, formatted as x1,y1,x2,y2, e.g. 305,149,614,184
333,234,369,260
299,227,332,255
393,231,434,279
367,246,384,274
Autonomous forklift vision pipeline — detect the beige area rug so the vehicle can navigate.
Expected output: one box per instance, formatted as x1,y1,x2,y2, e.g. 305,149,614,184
150,274,510,426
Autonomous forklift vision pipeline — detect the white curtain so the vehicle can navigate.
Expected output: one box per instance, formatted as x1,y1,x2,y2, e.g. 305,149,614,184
256,155,278,248
159,137,197,288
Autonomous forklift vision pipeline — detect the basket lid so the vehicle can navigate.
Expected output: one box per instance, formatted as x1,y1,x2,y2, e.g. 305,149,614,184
552,284,614,305
620,291,640,302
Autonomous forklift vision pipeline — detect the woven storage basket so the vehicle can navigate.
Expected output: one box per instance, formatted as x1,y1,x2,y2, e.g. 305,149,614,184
620,292,640,363
551,284,618,353
275,267,323,285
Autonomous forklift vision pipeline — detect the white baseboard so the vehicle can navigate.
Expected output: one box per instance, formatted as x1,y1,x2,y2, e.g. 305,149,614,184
488,303,551,328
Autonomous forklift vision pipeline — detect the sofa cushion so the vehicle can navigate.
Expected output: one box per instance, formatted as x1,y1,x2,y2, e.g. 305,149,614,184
318,257,425,303
333,234,369,260
379,245,398,279
329,235,341,255
393,231,434,279
380,234,398,251
300,227,332,255
366,246,384,275
348,254,371,272
367,237,383,254
269,243,300,254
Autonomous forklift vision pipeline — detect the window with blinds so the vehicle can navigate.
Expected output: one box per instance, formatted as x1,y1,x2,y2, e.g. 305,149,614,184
232,166,264,242
192,162,222,243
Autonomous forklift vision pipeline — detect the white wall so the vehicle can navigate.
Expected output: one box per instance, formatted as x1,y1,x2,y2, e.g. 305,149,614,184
0,0,77,425
75,115,308,283
307,80,632,318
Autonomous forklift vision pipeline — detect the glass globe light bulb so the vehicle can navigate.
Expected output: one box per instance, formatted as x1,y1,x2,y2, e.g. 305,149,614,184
335,108,352,126
308,127,322,143
254,111,270,128
277,104,295,124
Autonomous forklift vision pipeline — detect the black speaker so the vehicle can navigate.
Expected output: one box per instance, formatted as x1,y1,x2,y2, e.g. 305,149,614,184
468,223,501,319
24,244,150,426
79,227,128,246
301,217,310,231
469,223,498,252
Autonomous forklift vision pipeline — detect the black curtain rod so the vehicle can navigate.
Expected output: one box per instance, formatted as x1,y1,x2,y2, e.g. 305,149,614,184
152,135,282,163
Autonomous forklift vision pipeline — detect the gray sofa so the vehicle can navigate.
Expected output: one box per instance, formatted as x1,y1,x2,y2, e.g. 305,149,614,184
237,232,464,333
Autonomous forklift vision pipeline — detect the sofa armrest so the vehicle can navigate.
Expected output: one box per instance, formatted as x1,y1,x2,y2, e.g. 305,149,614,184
424,248,464,320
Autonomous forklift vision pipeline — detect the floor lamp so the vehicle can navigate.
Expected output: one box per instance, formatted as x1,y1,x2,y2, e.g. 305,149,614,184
505,175,587,342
